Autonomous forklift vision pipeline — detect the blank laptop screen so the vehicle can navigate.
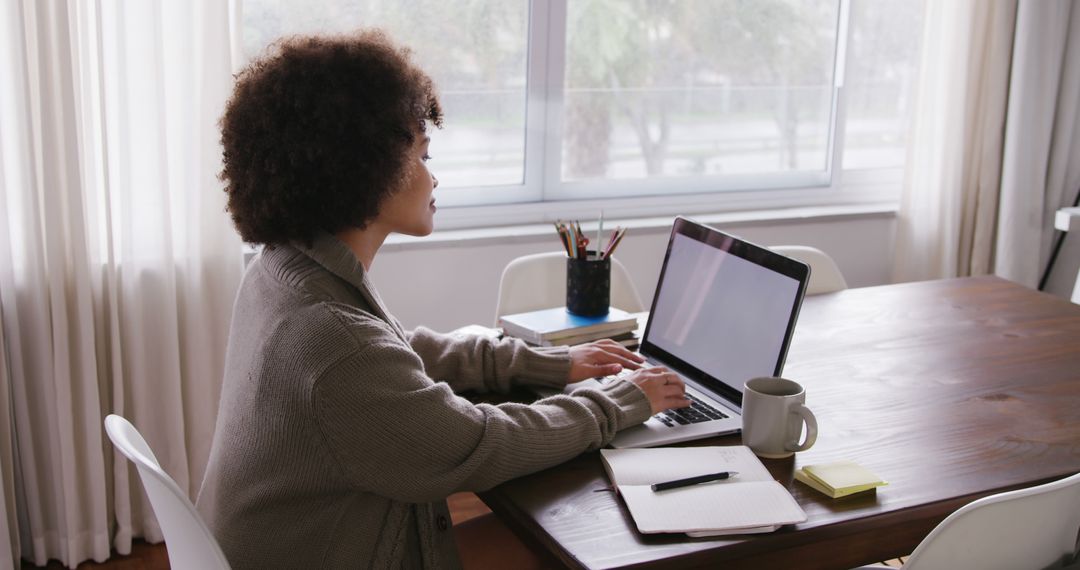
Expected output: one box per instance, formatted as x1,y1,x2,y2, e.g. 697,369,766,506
645,229,803,401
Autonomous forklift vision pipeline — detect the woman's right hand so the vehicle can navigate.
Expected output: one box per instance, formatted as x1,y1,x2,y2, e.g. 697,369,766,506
625,367,691,415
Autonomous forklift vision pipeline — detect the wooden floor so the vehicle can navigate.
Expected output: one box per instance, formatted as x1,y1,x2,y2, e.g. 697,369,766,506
19,494,905,568
20,540,170,570
18,493,492,570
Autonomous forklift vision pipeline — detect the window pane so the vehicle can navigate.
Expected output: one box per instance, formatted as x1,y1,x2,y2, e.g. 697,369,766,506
563,0,840,182
842,0,923,170
241,0,529,188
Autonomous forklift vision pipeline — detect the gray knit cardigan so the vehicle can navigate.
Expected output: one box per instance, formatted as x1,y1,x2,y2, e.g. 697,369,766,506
195,234,651,569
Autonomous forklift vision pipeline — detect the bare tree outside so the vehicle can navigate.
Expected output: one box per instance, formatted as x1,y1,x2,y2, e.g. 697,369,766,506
563,0,839,181
843,0,924,169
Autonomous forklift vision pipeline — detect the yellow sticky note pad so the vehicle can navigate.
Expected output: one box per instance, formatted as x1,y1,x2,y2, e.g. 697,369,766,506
795,460,887,499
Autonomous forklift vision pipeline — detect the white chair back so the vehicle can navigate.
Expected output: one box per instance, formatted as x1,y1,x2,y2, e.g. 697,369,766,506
494,251,645,325
902,472,1080,570
104,415,231,570
770,245,848,295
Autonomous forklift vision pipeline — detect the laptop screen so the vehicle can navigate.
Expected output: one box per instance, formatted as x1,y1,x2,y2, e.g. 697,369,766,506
641,217,809,408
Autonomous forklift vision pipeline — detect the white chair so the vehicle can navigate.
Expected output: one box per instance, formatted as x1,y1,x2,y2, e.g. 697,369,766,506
770,245,848,295
104,414,231,570
494,251,645,324
1053,207,1080,304
860,471,1080,569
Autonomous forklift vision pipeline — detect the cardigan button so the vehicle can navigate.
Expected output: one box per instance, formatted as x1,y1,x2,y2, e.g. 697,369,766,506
436,515,449,531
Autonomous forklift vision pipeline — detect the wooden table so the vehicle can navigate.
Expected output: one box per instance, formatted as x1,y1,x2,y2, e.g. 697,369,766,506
479,277,1080,569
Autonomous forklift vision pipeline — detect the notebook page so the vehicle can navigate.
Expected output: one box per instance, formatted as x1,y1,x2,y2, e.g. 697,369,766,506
619,480,806,534
600,446,771,487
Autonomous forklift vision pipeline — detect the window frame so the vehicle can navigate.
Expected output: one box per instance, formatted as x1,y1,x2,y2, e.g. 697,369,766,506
430,0,905,229
236,0,908,228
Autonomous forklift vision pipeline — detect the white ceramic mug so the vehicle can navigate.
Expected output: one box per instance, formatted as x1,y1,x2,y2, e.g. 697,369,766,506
742,377,818,458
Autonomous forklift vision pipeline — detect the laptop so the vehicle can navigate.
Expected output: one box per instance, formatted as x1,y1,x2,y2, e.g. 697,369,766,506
562,216,810,448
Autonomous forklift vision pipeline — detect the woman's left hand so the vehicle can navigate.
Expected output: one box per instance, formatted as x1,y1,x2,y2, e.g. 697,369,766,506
567,339,646,382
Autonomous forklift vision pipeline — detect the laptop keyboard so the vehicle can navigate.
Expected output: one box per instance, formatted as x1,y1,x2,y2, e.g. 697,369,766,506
599,369,729,428
656,393,728,427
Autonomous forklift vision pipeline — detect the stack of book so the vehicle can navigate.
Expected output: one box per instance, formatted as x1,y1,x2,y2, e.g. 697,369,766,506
497,307,640,349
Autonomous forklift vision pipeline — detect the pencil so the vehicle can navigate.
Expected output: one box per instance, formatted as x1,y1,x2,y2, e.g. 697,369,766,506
601,228,619,258
554,222,572,256
597,211,603,260
603,227,626,259
568,223,578,259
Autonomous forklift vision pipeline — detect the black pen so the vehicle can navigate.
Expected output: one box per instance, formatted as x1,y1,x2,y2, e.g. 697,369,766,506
651,471,739,492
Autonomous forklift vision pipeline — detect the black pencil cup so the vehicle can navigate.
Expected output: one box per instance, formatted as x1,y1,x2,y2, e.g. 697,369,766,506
566,252,610,317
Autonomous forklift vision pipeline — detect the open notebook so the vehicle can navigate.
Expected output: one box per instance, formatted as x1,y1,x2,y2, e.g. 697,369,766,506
600,446,806,537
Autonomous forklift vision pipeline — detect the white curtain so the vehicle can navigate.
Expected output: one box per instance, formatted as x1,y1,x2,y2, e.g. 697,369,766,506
893,0,1017,282
894,0,1080,286
0,1,243,567
995,0,1080,288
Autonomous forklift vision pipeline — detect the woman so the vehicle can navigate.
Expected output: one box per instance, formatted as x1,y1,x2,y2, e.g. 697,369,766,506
196,30,689,569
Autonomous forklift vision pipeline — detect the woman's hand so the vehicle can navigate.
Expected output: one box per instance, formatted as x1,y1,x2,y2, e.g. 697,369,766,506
625,367,691,415
567,339,646,382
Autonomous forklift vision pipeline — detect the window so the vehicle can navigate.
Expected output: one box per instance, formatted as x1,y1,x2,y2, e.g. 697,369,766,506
557,0,840,200
241,0,923,223
842,0,923,170
241,0,532,205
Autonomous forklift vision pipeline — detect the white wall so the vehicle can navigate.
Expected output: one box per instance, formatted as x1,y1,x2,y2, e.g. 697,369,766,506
369,210,898,331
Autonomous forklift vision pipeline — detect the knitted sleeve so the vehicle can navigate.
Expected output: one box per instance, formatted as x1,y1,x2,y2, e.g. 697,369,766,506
406,326,571,393
311,328,651,503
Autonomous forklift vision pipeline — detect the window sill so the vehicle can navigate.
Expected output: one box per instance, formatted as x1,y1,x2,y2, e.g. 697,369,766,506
382,202,897,251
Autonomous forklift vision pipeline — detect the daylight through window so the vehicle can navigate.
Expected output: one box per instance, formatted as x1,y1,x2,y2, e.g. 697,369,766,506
241,0,923,214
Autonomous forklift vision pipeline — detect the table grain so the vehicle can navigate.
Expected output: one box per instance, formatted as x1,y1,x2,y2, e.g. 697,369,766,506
479,276,1080,569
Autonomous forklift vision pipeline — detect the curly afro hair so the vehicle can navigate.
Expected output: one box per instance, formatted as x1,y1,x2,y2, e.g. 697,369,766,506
220,29,443,246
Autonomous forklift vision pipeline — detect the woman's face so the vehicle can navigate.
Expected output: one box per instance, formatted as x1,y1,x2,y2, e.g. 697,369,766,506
375,134,438,236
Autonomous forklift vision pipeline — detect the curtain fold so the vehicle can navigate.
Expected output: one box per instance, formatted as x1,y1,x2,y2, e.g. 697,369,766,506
0,1,111,565
893,0,1017,282
894,0,1080,288
995,0,1080,288
0,0,242,567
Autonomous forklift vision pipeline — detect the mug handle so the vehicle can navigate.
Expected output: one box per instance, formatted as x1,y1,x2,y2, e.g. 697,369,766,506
785,403,818,452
